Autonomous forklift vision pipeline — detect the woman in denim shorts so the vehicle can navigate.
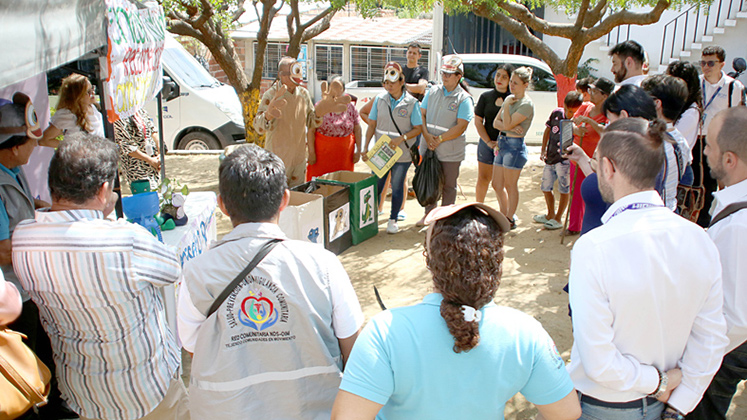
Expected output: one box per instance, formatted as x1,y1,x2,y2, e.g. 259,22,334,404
474,64,513,205
492,67,535,229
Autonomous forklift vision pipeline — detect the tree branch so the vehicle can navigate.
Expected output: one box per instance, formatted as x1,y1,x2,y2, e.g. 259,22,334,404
574,0,591,30
167,19,204,41
301,9,336,42
584,0,608,28
298,6,334,32
489,1,577,39
473,3,563,71
586,0,670,39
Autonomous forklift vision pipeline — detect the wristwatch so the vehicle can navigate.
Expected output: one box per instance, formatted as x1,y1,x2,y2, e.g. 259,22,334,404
650,368,668,399
403,134,408,141
438,135,443,143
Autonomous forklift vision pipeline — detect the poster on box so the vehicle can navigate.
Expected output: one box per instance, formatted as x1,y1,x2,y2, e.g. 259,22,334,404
278,191,324,244
104,0,166,123
359,185,375,228
328,203,350,242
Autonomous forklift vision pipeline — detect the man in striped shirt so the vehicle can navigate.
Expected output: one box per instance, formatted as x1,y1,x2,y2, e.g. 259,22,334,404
12,133,189,420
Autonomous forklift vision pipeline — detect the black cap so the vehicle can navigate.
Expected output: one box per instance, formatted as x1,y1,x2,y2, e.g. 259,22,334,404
591,77,615,95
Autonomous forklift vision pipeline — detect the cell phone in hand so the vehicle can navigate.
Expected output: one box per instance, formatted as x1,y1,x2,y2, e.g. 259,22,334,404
560,119,574,152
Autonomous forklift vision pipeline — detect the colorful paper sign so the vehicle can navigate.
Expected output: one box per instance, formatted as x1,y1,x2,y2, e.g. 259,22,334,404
104,0,166,123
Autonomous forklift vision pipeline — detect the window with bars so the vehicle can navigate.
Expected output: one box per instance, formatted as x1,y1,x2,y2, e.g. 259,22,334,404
254,42,309,81
255,42,289,79
350,46,430,81
315,45,343,81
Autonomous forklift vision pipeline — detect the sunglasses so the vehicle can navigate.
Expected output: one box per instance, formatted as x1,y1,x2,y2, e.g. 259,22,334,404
699,60,721,68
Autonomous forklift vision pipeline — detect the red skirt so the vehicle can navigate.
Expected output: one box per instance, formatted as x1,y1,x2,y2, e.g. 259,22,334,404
306,132,355,181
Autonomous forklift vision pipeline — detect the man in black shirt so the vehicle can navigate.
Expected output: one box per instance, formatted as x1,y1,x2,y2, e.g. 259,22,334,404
403,43,429,102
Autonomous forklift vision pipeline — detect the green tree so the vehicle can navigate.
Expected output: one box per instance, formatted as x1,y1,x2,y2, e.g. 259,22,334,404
160,0,342,146
359,0,706,98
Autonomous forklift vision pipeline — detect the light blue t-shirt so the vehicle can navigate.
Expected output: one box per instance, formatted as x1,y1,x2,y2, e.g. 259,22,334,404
340,293,573,420
422,87,475,121
0,163,23,241
369,95,423,127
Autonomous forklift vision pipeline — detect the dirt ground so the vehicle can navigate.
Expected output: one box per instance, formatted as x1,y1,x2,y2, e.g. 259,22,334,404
164,145,745,419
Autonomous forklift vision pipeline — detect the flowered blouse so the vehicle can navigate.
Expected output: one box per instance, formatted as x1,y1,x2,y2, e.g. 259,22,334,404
315,102,360,138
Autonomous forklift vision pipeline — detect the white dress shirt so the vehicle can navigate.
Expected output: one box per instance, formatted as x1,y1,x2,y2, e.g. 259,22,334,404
619,74,646,87
700,72,746,131
568,190,728,414
709,178,747,353
675,104,700,150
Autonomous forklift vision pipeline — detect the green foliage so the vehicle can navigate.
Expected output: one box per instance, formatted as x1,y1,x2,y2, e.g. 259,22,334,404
577,58,600,79
161,0,245,33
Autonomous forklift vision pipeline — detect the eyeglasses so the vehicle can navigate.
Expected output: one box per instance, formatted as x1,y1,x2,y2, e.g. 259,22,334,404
699,60,721,68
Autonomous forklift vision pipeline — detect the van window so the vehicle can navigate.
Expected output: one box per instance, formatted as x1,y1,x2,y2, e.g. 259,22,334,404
162,44,219,89
462,62,556,92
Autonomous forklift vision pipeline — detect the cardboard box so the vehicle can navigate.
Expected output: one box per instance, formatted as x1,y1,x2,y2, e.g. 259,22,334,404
317,171,378,245
292,182,352,255
278,191,324,245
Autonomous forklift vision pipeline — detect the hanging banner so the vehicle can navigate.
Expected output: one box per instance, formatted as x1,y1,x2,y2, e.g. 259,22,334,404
104,0,165,123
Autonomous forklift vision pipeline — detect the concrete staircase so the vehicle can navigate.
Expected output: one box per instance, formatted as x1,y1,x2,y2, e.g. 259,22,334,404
593,0,747,72
655,1,747,72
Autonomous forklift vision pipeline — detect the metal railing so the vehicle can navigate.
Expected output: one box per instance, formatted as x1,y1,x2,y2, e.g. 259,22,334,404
659,0,747,66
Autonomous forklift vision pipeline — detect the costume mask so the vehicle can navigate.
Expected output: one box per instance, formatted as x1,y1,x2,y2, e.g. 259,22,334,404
290,62,303,85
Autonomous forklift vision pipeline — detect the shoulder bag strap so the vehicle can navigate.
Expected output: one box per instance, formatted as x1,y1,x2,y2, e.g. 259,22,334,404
708,201,747,227
206,238,283,318
386,100,403,136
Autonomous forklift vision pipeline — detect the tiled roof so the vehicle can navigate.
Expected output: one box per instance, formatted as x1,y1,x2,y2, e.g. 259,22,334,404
233,14,432,46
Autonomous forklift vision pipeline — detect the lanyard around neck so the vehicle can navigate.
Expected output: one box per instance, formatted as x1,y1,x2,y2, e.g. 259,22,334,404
702,79,723,112
608,202,665,221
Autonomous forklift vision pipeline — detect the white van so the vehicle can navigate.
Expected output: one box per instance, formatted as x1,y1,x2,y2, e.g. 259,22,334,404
346,53,557,145
145,36,246,150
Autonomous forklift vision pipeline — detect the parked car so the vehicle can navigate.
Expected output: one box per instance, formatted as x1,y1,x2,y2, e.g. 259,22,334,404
346,53,558,145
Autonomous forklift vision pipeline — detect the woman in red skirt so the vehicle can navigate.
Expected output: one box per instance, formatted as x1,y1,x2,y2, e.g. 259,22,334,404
306,76,362,180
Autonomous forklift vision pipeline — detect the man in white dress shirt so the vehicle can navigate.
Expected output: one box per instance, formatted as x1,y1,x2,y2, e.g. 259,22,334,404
568,117,728,420
687,107,747,419
694,45,746,227
609,41,647,87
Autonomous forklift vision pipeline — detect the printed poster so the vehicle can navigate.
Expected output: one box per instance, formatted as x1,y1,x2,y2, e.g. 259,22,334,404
328,203,350,242
365,135,403,178
103,0,166,122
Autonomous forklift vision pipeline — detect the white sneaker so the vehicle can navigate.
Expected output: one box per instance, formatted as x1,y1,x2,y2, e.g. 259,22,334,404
386,219,399,234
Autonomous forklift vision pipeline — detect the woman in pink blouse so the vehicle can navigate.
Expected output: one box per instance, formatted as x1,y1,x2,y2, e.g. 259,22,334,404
306,76,362,180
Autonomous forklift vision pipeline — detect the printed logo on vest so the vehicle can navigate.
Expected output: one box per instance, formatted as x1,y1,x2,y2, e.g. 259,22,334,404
224,275,295,348
447,100,458,111
397,107,408,118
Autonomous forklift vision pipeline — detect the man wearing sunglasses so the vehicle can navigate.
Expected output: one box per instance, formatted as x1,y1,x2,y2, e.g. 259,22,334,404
695,46,746,227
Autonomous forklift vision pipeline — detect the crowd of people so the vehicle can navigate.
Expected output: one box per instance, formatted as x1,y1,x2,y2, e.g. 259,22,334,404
0,37,746,420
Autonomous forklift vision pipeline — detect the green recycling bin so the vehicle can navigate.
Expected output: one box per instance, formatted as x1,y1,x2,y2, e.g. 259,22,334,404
317,171,378,245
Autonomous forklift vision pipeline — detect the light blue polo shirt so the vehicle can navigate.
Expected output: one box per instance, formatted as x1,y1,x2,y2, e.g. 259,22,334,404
422,87,475,121
0,162,24,241
369,94,423,127
340,293,573,419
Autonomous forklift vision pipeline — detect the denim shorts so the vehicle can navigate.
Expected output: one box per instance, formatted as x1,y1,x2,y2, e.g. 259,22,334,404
541,161,571,194
477,139,495,165
494,136,528,170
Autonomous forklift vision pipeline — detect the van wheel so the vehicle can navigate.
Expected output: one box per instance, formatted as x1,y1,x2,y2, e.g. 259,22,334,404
177,132,220,150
